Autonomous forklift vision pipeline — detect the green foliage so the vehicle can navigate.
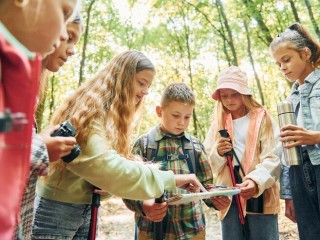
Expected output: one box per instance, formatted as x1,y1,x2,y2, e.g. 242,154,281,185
41,0,320,141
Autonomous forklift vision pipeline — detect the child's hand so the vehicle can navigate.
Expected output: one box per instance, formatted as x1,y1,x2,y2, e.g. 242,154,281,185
210,196,231,210
142,199,168,222
184,184,201,193
174,174,207,193
280,124,320,147
285,199,296,223
93,189,108,196
217,137,233,156
40,125,77,162
237,179,258,200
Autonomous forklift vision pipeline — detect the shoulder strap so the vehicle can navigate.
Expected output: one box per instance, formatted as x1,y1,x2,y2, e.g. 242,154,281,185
182,136,198,174
143,128,158,161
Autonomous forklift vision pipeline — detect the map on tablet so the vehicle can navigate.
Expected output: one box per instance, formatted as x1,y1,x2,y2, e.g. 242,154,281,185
166,188,240,205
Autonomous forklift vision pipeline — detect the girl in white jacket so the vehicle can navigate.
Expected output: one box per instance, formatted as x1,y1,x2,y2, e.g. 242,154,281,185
204,66,281,240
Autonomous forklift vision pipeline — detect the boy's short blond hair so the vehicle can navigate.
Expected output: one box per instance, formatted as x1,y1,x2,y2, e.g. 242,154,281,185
160,82,195,108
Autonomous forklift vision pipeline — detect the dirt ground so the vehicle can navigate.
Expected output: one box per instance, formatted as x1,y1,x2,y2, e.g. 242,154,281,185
97,197,298,240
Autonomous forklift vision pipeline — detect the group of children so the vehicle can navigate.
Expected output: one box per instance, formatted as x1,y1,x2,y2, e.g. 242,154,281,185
0,1,320,240
1,2,206,239
123,23,320,240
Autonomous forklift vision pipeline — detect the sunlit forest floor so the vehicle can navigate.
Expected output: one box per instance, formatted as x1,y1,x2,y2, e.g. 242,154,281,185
97,198,298,240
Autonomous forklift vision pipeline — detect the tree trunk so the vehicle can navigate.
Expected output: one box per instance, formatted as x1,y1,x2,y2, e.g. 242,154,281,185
79,0,96,86
179,6,199,137
48,75,56,121
35,96,46,132
289,0,300,23
216,0,238,66
186,1,236,66
242,0,273,45
304,0,320,40
243,20,264,105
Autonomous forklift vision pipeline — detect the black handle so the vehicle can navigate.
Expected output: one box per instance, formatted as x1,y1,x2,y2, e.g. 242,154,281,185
153,194,164,240
218,129,229,138
218,129,233,156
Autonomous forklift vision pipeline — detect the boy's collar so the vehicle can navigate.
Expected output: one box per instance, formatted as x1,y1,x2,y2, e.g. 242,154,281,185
155,125,192,142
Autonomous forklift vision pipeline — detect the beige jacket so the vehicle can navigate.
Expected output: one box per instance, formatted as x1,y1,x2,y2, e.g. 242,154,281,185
204,108,281,220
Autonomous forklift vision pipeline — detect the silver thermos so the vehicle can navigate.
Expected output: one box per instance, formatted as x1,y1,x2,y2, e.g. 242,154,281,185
277,100,302,166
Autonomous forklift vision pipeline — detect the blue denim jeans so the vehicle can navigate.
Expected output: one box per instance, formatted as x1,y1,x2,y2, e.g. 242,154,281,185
221,199,278,240
289,155,320,240
32,195,92,240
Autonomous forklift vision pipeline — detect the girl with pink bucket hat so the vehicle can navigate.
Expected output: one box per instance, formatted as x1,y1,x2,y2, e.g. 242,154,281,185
204,66,281,240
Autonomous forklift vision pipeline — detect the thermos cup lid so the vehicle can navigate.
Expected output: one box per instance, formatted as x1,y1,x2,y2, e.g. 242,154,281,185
277,100,294,115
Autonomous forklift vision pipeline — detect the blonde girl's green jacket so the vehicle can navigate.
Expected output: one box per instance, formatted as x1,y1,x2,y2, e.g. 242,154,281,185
204,108,281,220
36,121,176,204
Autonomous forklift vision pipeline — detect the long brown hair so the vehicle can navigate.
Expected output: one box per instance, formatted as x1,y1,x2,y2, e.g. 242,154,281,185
50,50,155,157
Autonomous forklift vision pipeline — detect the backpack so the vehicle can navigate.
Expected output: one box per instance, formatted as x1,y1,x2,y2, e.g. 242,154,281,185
141,127,200,174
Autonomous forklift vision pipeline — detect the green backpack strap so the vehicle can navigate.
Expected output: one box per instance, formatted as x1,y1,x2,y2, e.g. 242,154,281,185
142,127,158,161
182,134,198,174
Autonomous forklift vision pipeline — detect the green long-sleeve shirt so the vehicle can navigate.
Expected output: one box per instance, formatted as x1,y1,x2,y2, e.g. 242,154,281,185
36,121,176,204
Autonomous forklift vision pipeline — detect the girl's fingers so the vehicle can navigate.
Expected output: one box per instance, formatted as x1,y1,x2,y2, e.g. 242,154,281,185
281,124,300,131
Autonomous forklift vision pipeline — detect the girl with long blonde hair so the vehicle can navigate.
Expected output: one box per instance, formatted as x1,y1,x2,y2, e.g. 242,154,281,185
32,50,206,239
204,66,281,240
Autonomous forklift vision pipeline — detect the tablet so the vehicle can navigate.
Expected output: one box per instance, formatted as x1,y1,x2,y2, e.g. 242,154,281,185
166,188,240,205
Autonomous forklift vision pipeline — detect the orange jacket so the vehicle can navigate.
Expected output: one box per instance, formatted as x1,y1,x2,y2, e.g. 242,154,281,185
204,108,281,220
0,24,40,239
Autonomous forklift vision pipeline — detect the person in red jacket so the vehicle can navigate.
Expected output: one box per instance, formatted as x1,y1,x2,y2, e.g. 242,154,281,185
0,0,79,239
15,12,83,240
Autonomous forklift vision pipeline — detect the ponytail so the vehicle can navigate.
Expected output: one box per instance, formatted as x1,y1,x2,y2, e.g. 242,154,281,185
270,23,320,68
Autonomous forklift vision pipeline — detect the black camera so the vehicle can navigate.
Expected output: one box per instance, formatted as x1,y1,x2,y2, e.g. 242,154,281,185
51,121,81,163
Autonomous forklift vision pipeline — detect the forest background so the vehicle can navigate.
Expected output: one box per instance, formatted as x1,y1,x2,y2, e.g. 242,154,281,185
37,0,320,142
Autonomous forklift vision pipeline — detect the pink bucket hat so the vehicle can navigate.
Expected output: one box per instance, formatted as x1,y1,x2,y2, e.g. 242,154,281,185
212,66,252,100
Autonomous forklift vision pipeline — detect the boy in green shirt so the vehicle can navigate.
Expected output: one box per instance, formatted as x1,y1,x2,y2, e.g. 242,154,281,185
124,82,230,240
